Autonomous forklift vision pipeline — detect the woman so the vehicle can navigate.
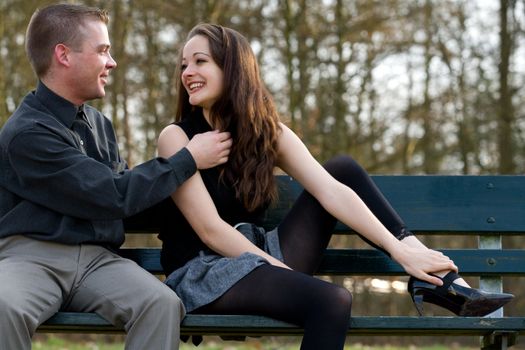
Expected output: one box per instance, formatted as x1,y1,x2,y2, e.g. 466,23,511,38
157,23,513,349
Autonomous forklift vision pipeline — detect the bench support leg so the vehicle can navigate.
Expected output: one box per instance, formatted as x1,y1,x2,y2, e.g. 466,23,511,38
478,235,504,317
481,332,518,350
478,235,517,349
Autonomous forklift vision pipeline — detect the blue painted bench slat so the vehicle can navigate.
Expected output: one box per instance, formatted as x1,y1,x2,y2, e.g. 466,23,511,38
117,248,525,276
267,175,525,232
41,312,525,336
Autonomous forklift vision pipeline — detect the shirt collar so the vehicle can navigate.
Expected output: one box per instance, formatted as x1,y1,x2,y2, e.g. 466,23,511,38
34,81,83,129
76,104,93,129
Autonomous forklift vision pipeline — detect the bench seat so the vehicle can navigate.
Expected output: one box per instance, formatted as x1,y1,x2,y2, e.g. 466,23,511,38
41,312,525,337
36,175,525,349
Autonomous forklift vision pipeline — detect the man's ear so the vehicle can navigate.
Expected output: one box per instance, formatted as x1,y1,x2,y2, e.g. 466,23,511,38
54,43,71,68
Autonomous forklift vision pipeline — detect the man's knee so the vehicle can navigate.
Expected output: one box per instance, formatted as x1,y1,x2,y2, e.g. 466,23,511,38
122,283,183,349
141,283,185,321
0,292,18,318
0,290,38,336
157,285,185,315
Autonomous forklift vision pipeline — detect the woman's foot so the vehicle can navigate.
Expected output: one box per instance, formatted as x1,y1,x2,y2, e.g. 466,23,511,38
433,270,470,287
408,271,514,316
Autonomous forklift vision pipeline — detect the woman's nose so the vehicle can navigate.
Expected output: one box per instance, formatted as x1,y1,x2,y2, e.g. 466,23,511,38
182,65,194,78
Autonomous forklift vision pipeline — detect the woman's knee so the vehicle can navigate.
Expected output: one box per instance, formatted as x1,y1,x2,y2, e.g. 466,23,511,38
323,155,368,184
312,284,352,322
328,285,353,315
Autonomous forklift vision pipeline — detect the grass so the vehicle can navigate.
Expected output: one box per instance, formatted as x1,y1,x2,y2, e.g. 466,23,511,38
32,335,480,350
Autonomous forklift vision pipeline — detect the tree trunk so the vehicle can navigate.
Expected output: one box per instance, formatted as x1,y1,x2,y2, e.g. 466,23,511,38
497,0,516,173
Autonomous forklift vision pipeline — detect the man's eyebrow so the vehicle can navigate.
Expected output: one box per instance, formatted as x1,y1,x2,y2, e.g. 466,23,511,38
96,43,111,50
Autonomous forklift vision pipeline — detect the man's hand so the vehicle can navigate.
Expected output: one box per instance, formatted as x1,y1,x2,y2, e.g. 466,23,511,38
186,130,232,169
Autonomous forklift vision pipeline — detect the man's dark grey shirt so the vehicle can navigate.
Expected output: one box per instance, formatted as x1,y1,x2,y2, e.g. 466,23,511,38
0,82,196,247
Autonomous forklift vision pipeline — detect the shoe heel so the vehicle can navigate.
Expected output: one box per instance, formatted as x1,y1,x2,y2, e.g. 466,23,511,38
413,292,424,316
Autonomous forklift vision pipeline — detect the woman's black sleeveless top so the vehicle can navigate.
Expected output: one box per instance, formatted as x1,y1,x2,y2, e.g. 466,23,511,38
158,110,267,276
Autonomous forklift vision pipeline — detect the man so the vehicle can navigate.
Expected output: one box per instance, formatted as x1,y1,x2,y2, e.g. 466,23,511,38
0,4,231,349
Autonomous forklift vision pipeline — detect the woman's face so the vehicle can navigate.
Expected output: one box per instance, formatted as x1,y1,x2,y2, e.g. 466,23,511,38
181,35,224,116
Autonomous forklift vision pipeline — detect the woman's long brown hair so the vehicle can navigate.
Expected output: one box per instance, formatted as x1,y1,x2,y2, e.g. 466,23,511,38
175,23,281,212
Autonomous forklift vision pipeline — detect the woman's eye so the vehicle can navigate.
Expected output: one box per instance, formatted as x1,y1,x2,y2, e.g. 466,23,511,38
180,64,187,71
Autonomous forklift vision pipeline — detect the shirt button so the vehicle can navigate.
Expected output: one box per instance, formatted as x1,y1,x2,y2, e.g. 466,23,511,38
80,140,84,145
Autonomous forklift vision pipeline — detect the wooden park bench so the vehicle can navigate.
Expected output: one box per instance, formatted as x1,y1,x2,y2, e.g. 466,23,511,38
39,175,525,349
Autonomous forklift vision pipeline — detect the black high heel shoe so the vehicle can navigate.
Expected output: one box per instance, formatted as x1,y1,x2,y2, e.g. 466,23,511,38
408,271,514,316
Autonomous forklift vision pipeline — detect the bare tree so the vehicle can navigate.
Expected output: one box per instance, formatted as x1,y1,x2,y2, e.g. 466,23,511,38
497,0,517,173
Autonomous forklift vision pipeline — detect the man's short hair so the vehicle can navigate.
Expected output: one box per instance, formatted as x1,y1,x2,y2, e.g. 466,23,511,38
25,3,109,78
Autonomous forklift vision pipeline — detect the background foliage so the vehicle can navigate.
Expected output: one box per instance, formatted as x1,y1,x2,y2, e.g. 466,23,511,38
3,0,525,173
1,0,523,346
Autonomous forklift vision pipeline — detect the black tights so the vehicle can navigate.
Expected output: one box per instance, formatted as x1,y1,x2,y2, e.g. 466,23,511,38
195,156,411,350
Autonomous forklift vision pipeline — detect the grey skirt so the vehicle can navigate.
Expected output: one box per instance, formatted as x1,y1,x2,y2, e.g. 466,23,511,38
164,223,283,313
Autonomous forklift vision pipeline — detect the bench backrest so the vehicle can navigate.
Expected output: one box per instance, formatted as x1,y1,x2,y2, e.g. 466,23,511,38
122,175,525,277
266,175,525,233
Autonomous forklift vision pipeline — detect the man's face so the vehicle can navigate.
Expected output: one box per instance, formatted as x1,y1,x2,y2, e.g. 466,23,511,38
67,20,117,104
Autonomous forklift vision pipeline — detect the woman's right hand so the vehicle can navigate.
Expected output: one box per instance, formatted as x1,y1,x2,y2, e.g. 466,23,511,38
392,242,458,286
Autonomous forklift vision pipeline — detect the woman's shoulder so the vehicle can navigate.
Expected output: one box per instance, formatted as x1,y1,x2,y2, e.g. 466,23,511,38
159,123,185,136
176,111,212,138
276,122,300,145
158,124,189,155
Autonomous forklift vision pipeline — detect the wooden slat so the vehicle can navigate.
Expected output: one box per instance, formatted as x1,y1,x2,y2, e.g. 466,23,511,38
319,249,525,276
125,175,525,234
261,175,525,233
39,312,525,336
373,175,525,233
118,248,525,276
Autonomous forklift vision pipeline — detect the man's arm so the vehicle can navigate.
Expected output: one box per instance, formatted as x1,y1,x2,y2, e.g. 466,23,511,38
6,128,227,220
